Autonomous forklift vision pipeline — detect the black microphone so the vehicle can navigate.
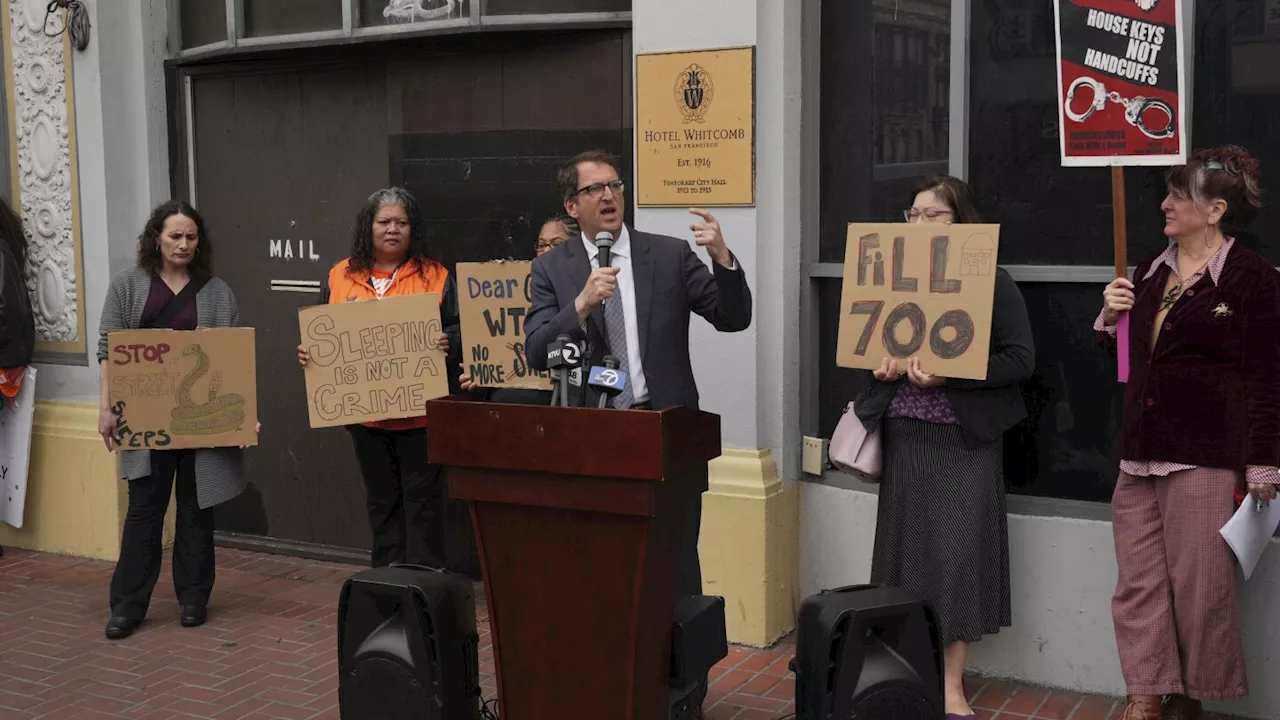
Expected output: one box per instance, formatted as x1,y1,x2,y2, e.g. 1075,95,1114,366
592,355,627,408
548,368,562,407
595,231,615,271
594,231,616,340
561,341,582,408
546,335,584,407
547,335,571,406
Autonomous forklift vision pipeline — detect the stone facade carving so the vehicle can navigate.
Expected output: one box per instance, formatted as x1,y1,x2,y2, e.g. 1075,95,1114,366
8,0,81,346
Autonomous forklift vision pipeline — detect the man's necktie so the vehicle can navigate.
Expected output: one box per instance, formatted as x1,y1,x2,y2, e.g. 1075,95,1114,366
600,258,634,409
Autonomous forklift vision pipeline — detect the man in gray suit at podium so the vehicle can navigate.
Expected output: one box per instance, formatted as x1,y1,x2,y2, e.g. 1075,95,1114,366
525,149,753,714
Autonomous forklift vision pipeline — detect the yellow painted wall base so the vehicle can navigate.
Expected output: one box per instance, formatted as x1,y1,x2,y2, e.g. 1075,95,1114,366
0,401,175,561
699,448,800,648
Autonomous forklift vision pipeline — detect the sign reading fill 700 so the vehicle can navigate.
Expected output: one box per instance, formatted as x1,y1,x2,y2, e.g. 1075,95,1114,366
835,223,1002,381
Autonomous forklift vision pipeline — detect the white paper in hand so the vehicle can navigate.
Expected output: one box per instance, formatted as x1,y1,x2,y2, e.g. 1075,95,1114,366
1219,497,1280,581
0,366,35,529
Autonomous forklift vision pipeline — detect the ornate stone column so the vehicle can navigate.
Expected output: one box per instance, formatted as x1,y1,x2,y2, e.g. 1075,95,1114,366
3,0,85,359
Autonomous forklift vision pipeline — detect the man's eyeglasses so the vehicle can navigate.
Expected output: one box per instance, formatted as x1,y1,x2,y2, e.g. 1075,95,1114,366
574,179,625,199
903,207,954,221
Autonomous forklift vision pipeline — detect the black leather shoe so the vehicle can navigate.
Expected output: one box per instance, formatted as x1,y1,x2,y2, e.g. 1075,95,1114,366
180,605,207,628
104,616,139,640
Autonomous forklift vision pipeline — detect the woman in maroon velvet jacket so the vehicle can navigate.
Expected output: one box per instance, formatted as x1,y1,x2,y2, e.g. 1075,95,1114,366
1097,145,1280,720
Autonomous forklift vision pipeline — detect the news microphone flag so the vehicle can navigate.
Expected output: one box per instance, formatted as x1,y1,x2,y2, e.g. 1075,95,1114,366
546,336,582,369
547,335,584,407
588,366,628,393
589,364,629,408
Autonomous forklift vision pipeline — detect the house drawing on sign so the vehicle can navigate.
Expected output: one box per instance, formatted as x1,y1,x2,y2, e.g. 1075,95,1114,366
384,0,457,22
961,234,995,276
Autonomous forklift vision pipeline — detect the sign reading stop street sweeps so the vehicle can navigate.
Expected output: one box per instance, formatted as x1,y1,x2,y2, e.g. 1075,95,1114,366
1052,0,1187,166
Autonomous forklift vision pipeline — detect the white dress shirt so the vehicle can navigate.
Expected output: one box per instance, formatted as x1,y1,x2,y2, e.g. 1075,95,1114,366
582,226,648,405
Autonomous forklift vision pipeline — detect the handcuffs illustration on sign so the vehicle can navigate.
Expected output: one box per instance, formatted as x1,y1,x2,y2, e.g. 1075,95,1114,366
1066,75,1175,140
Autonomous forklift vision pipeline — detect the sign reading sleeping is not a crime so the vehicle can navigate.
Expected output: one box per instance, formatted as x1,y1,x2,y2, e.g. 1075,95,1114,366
836,223,1002,381
298,293,449,428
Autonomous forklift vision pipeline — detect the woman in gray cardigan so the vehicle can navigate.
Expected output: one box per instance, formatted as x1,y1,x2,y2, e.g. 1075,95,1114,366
96,201,253,640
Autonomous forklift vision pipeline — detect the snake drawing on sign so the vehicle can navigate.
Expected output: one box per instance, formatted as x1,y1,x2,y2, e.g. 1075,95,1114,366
169,344,246,435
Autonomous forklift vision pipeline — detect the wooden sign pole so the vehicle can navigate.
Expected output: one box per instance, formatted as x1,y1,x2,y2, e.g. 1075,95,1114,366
1111,166,1130,382
1111,166,1128,277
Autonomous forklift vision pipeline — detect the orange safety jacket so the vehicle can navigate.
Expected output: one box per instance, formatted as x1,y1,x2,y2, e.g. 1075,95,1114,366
0,365,24,408
320,257,461,431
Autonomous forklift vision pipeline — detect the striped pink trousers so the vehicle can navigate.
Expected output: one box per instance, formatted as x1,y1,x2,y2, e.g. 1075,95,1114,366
1111,468,1248,701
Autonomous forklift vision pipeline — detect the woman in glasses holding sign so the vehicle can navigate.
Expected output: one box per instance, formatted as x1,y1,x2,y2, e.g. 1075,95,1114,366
851,176,1034,719
96,201,254,640
1097,146,1279,720
457,212,577,403
296,187,462,569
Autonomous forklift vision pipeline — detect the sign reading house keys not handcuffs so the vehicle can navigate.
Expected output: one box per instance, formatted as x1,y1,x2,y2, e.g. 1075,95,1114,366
1052,0,1187,167
1053,0,1189,384
1066,75,1175,141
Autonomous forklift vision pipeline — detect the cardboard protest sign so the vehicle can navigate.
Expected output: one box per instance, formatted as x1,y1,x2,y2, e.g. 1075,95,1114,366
457,261,552,390
298,293,449,428
0,366,35,528
106,328,258,450
1052,0,1187,166
836,223,1001,380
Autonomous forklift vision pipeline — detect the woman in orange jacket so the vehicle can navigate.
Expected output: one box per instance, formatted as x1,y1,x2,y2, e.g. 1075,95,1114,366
297,187,461,568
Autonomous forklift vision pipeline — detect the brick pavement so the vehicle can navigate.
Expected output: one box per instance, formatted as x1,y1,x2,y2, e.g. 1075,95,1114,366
0,547,1239,719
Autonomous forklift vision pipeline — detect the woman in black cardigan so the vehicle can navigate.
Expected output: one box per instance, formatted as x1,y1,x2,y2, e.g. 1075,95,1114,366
851,175,1034,720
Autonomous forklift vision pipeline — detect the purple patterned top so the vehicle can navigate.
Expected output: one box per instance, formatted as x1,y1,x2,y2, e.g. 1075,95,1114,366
139,274,198,330
885,382,958,425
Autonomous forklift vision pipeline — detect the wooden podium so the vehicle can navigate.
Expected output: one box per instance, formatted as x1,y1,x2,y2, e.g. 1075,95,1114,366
424,397,721,720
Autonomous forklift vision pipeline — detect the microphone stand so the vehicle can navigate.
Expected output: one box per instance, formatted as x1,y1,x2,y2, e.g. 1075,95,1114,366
597,356,621,409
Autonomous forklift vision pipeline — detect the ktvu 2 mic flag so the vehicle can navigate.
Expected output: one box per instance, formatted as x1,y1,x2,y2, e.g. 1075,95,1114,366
1052,0,1187,167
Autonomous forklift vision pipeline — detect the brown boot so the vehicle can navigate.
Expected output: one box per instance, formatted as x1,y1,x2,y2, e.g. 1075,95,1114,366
1120,695,1162,720
1163,694,1202,720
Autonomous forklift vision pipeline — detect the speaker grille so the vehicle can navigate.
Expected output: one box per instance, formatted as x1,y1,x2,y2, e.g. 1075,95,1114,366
344,656,434,719
851,684,936,719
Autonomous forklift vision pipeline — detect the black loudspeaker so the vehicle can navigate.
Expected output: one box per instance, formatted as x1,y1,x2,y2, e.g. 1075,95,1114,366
669,595,727,720
337,564,481,720
670,595,728,687
791,584,944,720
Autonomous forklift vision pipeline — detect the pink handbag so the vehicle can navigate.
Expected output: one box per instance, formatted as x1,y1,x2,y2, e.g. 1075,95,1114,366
828,401,881,482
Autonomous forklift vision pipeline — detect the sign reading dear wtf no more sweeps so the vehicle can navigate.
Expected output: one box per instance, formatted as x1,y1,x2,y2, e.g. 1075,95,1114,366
106,328,259,450
457,261,553,391
836,223,1002,381
298,293,450,429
